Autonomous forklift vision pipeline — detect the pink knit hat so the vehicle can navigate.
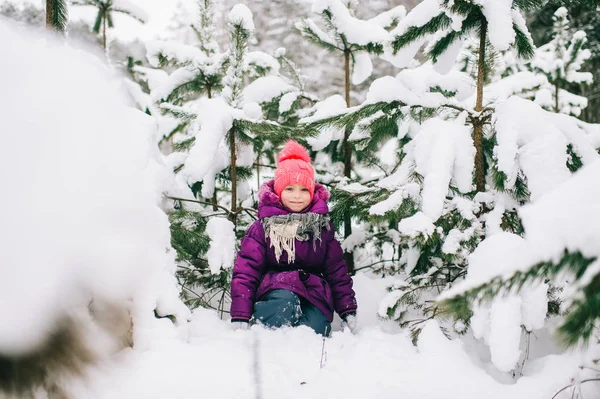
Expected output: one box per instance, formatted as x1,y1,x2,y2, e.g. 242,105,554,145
274,140,315,200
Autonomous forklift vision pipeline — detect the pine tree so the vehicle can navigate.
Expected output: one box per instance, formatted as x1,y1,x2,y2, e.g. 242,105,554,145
528,7,594,116
527,1,600,123
142,0,228,149
157,3,310,313
300,0,600,351
71,0,147,50
297,0,406,273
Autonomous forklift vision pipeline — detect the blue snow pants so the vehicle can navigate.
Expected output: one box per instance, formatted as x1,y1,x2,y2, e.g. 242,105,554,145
253,289,331,336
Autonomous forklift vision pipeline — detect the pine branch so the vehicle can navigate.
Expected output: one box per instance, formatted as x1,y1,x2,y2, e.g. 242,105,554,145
513,22,536,59
297,21,342,53
441,250,598,347
113,7,146,24
47,0,69,32
167,196,232,215
92,8,103,33
428,10,481,62
159,103,198,122
392,13,452,53
513,0,549,11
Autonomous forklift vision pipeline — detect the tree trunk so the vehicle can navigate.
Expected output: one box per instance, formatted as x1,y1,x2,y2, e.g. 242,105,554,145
256,153,261,193
46,0,53,29
343,49,355,274
473,18,487,193
211,192,218,212
229,128,237,225
554,80,560,113
102,12,107,51
343,50,352,176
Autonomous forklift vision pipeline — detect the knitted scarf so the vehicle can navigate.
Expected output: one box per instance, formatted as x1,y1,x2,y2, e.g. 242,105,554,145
262,213,330,263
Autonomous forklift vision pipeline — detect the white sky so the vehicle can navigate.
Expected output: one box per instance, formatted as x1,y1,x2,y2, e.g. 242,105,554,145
4,0,196,41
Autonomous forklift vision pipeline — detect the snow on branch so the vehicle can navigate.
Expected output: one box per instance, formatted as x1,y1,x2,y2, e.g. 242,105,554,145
112,0,148,22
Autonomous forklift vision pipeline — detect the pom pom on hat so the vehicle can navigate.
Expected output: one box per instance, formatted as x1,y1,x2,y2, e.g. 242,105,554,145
274,140,315,200
277,139,311,164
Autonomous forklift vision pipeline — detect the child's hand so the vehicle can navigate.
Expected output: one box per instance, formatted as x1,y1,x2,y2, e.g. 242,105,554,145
231,320,249,331
341,313,357,333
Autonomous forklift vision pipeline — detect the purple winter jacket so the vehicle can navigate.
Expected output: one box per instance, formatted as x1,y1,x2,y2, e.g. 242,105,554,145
230,180,357,322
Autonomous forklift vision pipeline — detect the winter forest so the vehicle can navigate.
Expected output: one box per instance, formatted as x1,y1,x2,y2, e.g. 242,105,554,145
1,0,600,398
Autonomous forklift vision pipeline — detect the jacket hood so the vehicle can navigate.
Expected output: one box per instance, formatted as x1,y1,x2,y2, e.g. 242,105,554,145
258,180,329,219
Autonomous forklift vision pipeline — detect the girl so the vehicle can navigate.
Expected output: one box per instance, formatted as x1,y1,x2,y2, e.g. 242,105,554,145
230,140,357,335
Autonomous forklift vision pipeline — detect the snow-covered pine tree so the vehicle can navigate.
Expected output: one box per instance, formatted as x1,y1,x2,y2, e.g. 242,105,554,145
158,4,307,313
301,0,600,361
456,7,594,116
71,0,147,50
45,0,68,32
141,0,228,150
297,0,407,273
527,7,593,116
527,1,600,123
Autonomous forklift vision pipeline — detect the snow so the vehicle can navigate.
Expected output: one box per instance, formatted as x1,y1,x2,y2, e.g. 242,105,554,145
482,71,548,105
242,76,296,104
441,232,548,372
412,117,475,221
397,212,435,239
54,272,596,399
132,65,168,92
0,22,187,355
382,37,427,68
146,40,205,67
390,0,442,37
369,183,420,216
181,97,233,185
442,228,466,255
246,51,281,74
228,4,255,32
311,0,390,45
493,96,600,200
279,91,302,114
487,296,523,372
365,75,447,108
368,5,407,29
519,159,600,264
298,18,337,47
481,0,515,52
341,229,367,253
206,218,236,274
339,182,373,194
150,67,197,102
111,0,149,22
302,95,348,151
243,102,263,120
351,51,373,85
432,36,465,75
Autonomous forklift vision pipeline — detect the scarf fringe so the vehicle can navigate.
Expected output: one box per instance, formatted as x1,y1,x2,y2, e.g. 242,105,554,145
262,213,330,263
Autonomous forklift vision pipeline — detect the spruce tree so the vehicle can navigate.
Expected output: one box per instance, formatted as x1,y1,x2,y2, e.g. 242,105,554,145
157,3,308,313
529,7,594,115
527,1,600,122
297,0,406,273
301,0,600,351
71,0,147,50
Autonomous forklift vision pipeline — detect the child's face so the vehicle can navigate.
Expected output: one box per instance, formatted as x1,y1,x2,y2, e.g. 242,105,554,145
280,184,311,212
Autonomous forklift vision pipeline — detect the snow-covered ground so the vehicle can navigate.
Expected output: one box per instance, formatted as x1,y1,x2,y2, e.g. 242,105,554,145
64,274,595,399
